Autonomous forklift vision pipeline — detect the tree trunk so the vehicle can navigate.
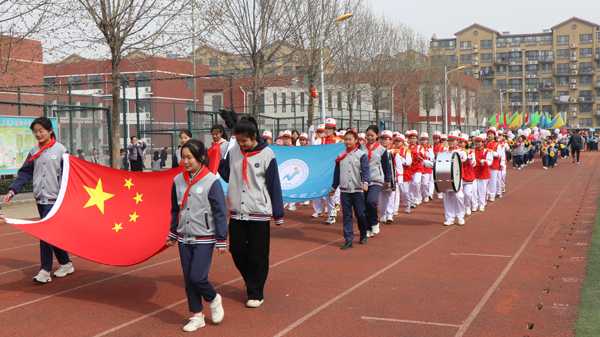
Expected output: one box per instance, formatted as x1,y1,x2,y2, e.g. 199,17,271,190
306,77,315,127
110,58,121,169
426,109,431,135
373,89,380,125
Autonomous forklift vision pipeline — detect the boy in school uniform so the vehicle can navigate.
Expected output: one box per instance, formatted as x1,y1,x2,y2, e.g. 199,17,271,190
364,126,391,237
331,130,370,249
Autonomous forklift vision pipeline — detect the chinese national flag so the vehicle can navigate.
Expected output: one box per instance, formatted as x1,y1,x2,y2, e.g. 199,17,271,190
7,155,180,266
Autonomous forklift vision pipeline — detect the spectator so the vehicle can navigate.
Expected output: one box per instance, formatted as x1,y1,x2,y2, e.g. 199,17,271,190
568,130,584,164
160,147,168,168
151,151,161,171
120,149,129,170
127,136,146,171
77,149,85,160
91,148,99,164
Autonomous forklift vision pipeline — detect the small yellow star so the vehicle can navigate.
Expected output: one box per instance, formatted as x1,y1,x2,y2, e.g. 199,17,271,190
112,223,123,233
133,192,143,204
129,211,139,223
83,179,114,215
124,178,134,190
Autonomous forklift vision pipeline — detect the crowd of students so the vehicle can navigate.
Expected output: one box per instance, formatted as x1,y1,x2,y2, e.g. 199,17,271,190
0,115,587,333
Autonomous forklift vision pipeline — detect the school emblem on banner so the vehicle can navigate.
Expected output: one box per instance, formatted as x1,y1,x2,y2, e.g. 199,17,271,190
279,159,310,190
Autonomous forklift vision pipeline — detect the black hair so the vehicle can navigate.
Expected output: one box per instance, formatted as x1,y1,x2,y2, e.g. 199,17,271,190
345,130,359,139
153,151,159,160
210,124,228,140
233,116,259,140
181,139,209,166
179,129,193,138
130,136,138,141
30,117,55,139
291,129,300,137
366,125,379,135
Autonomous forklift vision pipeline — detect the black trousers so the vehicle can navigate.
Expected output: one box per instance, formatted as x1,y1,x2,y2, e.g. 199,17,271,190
229,219,270,300
572,148,581,163
37,204,70,272
130,159,144,171
178,243,217,313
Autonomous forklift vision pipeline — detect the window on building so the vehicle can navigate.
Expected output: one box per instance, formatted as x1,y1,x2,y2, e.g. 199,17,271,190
540,35,553,45
448,55,457,64
211,95,222,112
509,92,522,102
496,79,507,90
68,76,83,89
291,92,296,113
557,63,569,74
460,54,473,64
509,65,522,74
508,51,522,61
482,79,493,88
580,33,593,44
526,64,538,72
557,49,570,59
526,78,538,88
88,75,102,90
337,92,342,110
300,92,305,112
273,93,277,112
480,40,492,49
356,90,361,110
580,62,593,74
557,35,569,45
496,52,508,62
327,90,332,110
526,50,540,60
540,63,553,72
542,105,553,113
280,93,285,113
136,73,151,87
496,64,507,73
581,104,593,113
542,91,553,100
459,40,472,49
580,48,593,57
558,76,569,86
480,53,493,63
44,77,56,91
580,75,593,84
496,38,507,48
208,58,219,67
526,92,539,101
509,79,522,90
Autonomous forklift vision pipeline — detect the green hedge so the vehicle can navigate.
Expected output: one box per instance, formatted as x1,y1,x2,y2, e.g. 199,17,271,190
0,177,32,195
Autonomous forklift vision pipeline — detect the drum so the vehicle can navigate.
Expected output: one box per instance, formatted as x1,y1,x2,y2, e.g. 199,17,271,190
433,152,462,193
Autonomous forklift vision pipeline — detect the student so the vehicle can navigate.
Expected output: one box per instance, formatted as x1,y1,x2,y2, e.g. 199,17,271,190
406,130,423,207
442,132,466,226
280,130,293,146
208,125,229,173
173,130,193,168
363,125,391,237
262,130,273,145
331,130,370,249
485,128,501,202
2,117,74,284
459,133,476,215
310,125,328,218
120,148,129,170
219,116,284,308
298,133,309,146
323,118,342,224
127,136,146,171
419,132,435,203
394,133,413,215
473,135,493,212
167,139,227,332
378,130,400,223
151,151,161,171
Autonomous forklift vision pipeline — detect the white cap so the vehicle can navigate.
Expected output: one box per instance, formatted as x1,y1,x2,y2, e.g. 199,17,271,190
433,131,442,138
281,130,292,138
381,130,393,139
317,124,326,131
358,132,366,139
406,130,418,137
262,130,273,139
325,118,337,128
420,132,429,139
299,132,308,139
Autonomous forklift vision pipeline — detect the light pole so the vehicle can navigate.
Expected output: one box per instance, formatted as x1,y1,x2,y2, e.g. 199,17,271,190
319,10,353,123
443,65,466,134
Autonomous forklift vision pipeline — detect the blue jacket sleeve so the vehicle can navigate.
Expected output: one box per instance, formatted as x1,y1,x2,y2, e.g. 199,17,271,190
218,154,231,183
381,150,391,183
266,158,284,224
332,162,340,189
360,154,370,183
9,155,34,194
208,180,228,248
169,183,179,240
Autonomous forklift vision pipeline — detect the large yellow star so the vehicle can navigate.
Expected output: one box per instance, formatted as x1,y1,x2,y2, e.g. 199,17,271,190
124,178,134,190
133,192,143,205
112,223,123,233
129,211,139,223
83,179,114,215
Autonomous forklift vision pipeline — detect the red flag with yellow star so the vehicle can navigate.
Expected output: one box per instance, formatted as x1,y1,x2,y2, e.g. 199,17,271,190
7,155,180,266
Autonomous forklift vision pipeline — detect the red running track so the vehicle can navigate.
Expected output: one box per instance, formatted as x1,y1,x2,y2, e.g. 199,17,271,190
0,153,598,337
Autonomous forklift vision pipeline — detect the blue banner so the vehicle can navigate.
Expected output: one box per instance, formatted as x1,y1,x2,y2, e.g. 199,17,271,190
271,144,344,202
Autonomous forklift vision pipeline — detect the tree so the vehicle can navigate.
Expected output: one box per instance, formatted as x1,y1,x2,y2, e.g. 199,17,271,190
208,0,302,117
420,65,439,134
56,0,193,167
475,88,498,126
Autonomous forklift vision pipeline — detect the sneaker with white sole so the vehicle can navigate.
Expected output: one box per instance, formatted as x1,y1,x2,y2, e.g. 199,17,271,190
472,207,478,213
366,230,373,238
246,299,264,308
372,224,380,235
53,262,74,278
209,294,224,324
33,269,52,284
479,206,485,212
183,314,206,332
405,207,411,214
311,212,320,218
326,216,336,224
465,208,472,216
443,220,454,226
457,218,465,226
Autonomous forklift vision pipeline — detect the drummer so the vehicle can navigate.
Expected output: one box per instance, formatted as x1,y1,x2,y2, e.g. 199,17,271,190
459,133,476,216
440,131,467,226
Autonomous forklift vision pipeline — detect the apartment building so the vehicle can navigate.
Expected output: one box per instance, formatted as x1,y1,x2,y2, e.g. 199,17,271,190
430,17,600,128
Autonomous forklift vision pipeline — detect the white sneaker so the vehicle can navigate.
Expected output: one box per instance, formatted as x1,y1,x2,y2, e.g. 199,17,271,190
543,167,548,170
287,204,296,211
443,220,454,226
326,216,336,224
33,269,52,284
489,197,495,202
366,230,374,238
423,197,430,203
466,208,472,216
246,299,264,308
457,218,465,226
405,207,411,214
437,193,443,199
209,294,224,324
303,201,310,206
53,262,74,278
372,224,380,235
311,212,320,218
479,206,485,212
183,314,206,332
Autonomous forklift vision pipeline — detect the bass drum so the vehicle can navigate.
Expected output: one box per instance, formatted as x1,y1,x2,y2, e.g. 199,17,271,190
433,152,462,193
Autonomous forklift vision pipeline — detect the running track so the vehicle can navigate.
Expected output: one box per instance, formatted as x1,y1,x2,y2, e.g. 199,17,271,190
0,153,598,337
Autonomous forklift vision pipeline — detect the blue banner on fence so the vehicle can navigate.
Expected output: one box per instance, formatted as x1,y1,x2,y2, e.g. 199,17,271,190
271,143,344,202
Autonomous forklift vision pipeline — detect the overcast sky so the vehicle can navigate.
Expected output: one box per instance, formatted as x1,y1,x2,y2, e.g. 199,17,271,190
367,0,600,40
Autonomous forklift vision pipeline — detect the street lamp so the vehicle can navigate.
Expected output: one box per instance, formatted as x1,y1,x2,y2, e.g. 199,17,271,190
443,65,466,134
319,10,354,123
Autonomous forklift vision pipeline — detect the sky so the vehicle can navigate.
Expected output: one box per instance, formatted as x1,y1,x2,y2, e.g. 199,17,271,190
367,0,600,40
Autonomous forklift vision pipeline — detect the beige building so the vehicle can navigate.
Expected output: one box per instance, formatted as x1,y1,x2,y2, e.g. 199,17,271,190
430,17,600,128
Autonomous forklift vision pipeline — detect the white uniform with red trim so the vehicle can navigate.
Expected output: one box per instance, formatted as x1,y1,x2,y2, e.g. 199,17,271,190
442,147,466,224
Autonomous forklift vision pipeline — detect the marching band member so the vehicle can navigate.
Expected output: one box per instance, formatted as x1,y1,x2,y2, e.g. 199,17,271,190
364,126,391,237
497,131,509,197
434,133,448,199
310,124,327,218
442,131,466,226
379,130,396,223
262,130,273,145
323,118,342,224
331,130,370,249
280,130,293,146
406,130,423,207
459,133,476,216
474,134,493,212
298,133,309,146
358,133,367,148
391,134,413,215
419,132,435,203
485,127,501,202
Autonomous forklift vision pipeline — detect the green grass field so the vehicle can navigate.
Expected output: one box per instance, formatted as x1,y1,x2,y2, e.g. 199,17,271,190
575,197,600,337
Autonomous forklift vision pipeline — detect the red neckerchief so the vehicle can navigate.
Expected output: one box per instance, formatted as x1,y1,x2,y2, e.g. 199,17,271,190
336,145,359,164
366,142,380,160
241,146,261,185
323,135,338,144
27,138,56,162
207,139,224,173
180,166,210,211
